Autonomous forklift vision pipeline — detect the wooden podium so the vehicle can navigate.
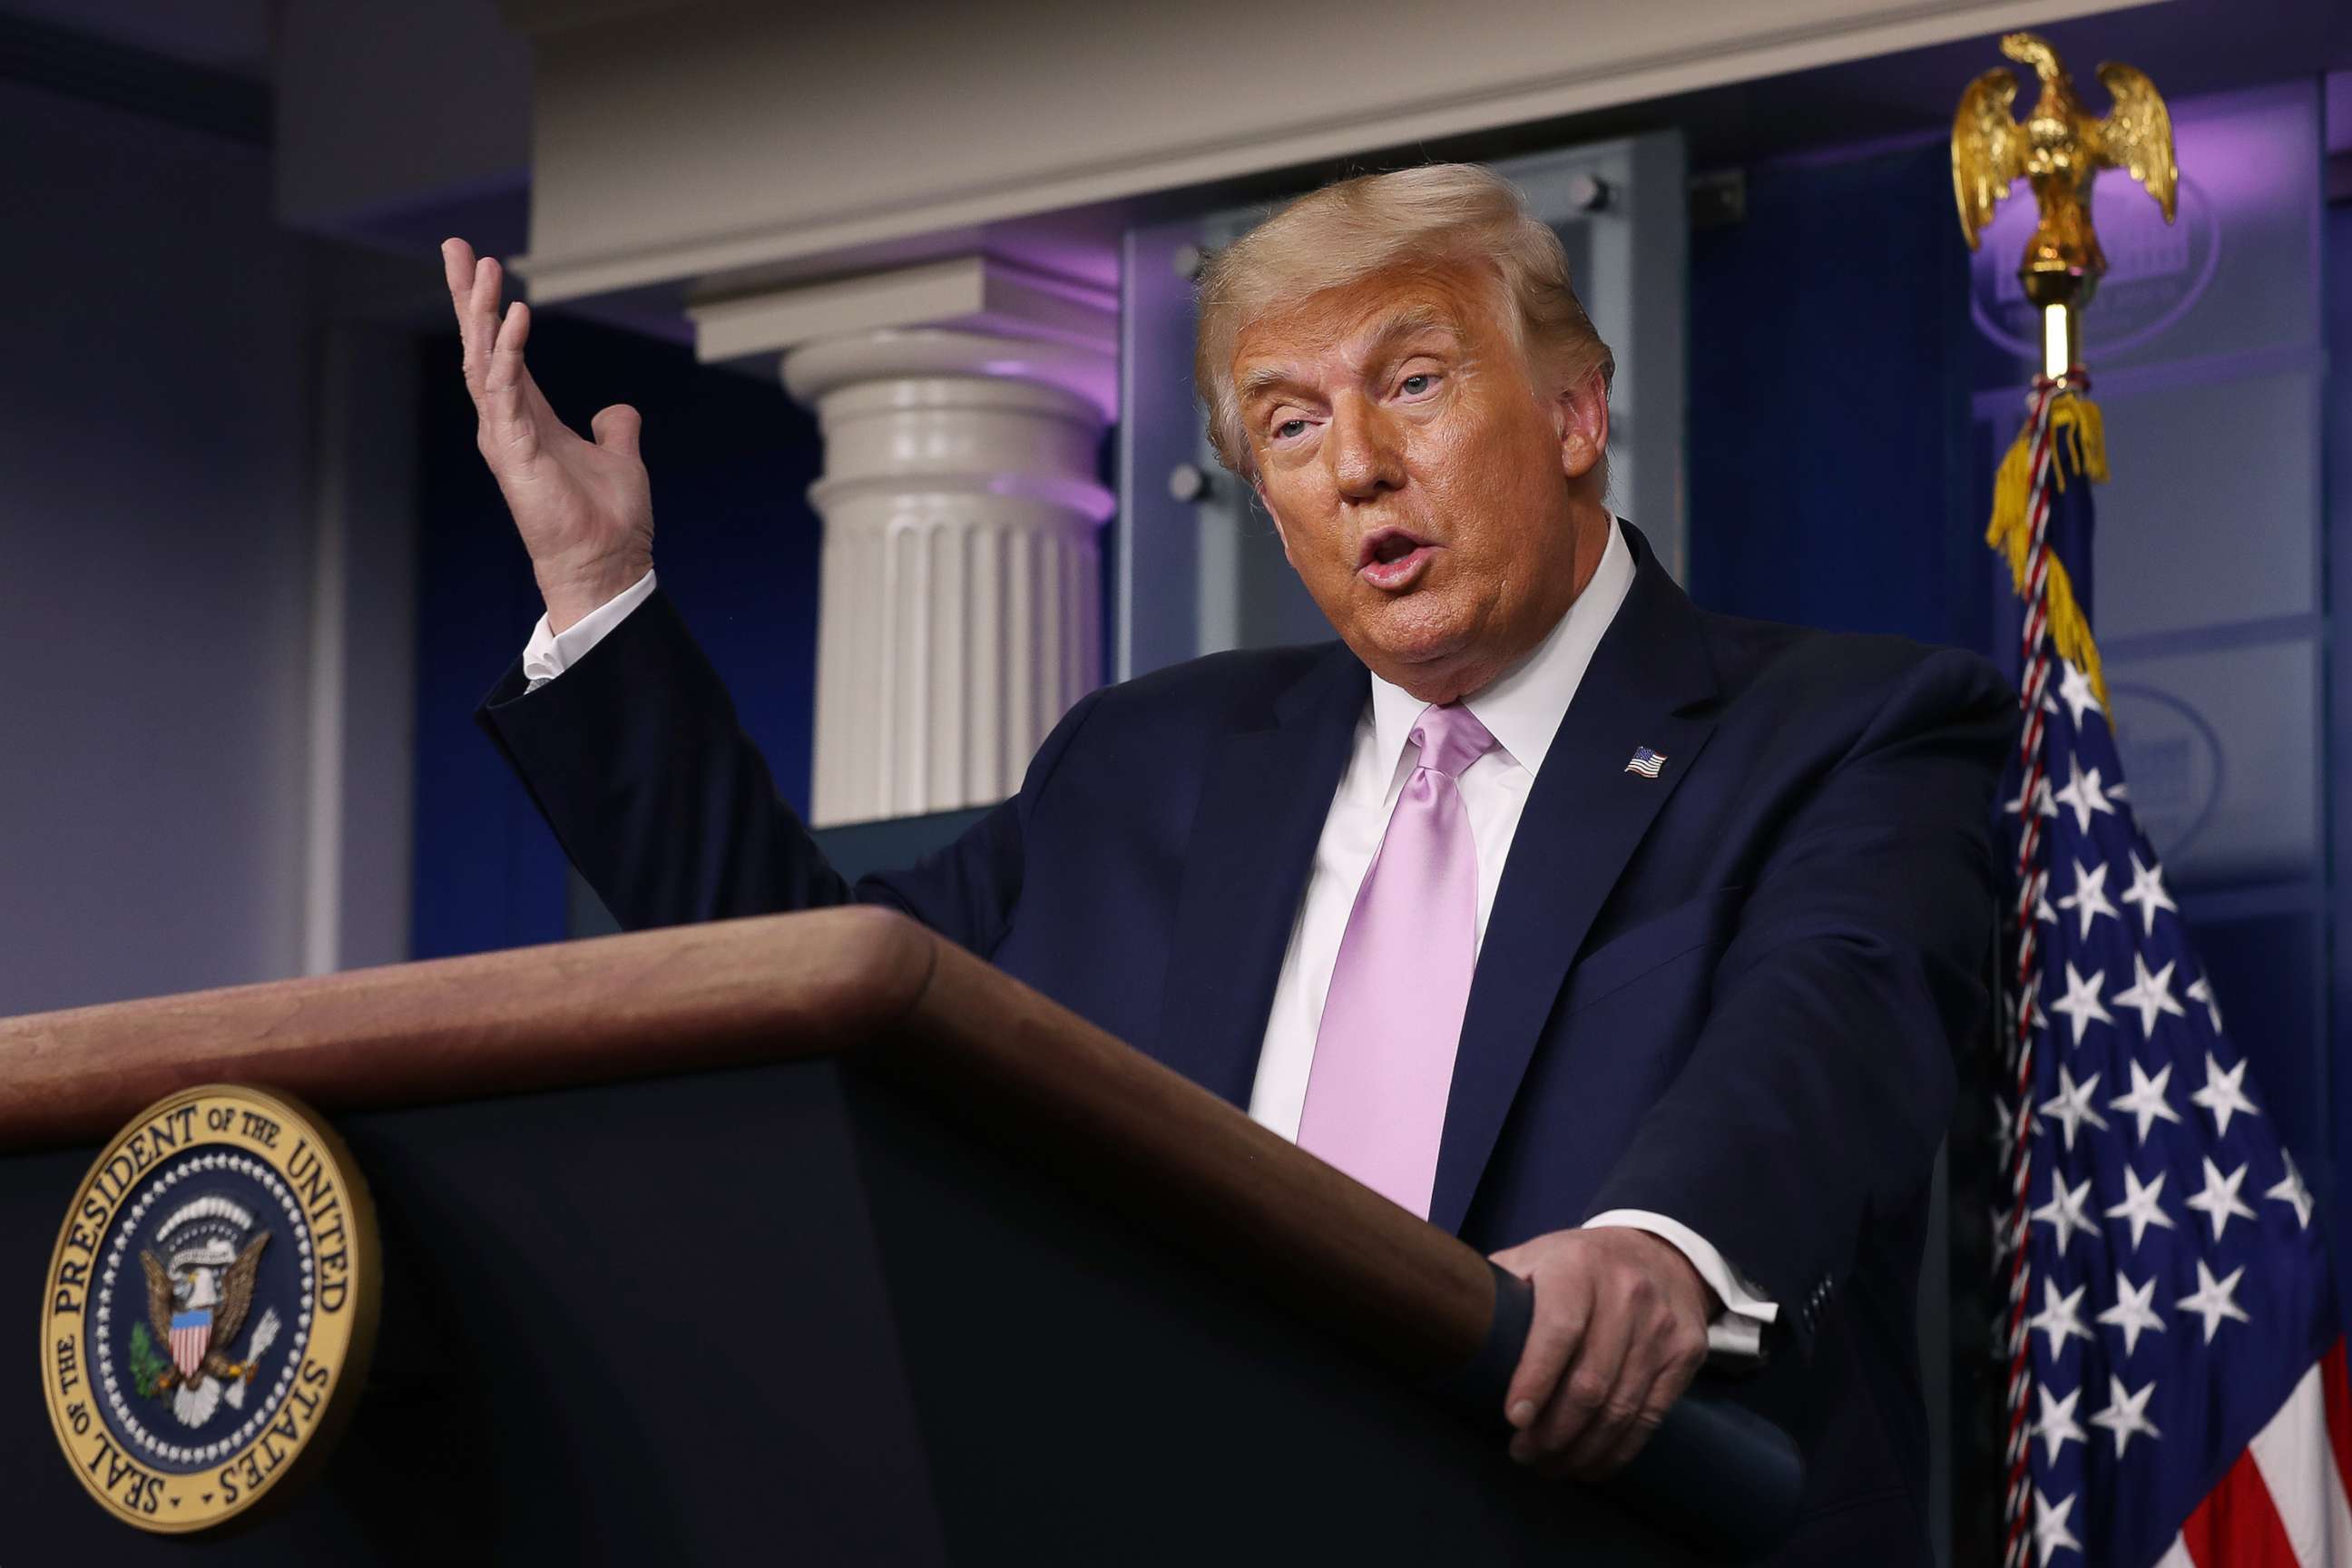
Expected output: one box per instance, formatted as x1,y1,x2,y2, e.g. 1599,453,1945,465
2,908,1793,1563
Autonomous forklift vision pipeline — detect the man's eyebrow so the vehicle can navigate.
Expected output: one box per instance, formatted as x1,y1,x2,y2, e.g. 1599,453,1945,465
1235,309,1465,406
1236,361,1306,406
1357,305,1462,352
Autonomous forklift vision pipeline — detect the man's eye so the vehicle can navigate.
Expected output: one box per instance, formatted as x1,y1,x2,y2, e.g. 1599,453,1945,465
1399,373,1436,397
1274,417,1308,440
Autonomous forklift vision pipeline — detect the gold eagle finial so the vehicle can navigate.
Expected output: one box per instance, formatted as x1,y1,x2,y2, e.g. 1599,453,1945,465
1953,30,2178,309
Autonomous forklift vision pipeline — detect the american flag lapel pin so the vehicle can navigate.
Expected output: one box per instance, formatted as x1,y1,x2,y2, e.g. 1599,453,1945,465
1624,747,1666,779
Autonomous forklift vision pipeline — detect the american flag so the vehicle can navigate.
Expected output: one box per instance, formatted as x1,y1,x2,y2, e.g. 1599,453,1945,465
1995,383,2348,1566
1623,746,1666,779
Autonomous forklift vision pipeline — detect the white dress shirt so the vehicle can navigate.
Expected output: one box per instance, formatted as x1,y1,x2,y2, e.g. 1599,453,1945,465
521,567,658,690
523,524,1775,1352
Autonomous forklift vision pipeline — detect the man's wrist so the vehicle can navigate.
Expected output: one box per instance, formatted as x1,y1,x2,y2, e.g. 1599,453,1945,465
538,554,653,634
1583,1210,1775,1327
1621,1226,1720,1319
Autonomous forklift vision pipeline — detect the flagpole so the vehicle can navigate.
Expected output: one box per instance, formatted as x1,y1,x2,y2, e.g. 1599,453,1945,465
2040,303,2077,385
1952,31,2177,1563
2001,387,2058,1568
1974,222,2079,1568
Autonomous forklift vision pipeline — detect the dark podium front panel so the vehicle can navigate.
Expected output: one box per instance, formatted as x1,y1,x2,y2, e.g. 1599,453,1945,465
4,1056,1697,1564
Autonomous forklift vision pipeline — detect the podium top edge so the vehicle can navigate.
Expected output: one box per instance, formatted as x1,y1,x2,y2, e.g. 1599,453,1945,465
0,906,935,1150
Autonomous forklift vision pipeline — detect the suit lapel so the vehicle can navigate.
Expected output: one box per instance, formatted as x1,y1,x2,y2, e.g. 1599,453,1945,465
1154,645,1367,1108
1427,532,1721,1235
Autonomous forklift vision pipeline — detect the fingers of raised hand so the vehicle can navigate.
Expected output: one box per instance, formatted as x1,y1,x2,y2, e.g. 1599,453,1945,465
589,404,642,461
439,238,477,334
441,241,485,396
466,299,539,460
485,299,531,394
454,252,507,399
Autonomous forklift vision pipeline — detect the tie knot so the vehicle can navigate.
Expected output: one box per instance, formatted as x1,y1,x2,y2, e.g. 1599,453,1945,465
1409,703,1496,779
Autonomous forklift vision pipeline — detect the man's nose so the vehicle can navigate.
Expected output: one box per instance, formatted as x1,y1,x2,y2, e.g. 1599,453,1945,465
1325,396,1405,501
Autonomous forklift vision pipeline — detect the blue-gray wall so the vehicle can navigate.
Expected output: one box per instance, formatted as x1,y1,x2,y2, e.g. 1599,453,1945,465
0,74,315,1014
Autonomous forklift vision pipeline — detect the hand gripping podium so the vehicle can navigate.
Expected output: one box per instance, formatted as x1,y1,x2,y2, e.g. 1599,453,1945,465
1,908,1797,1563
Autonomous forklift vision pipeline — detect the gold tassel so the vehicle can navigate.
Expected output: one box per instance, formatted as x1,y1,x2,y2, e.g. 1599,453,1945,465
1984,395,2111,718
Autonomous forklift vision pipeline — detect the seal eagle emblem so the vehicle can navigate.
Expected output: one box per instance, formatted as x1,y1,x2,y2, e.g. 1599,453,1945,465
137,1196,279,1424
40,1084,378,1534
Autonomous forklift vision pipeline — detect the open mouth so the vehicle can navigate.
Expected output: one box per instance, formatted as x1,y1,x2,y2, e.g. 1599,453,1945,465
1357,527,1436,590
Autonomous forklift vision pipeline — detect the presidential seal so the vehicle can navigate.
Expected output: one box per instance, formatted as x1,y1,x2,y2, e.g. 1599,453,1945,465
40,1084,379,1533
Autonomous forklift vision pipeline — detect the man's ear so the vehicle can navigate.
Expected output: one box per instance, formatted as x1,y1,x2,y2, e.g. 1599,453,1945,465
1553,368,1611,486
1255,481,1299,571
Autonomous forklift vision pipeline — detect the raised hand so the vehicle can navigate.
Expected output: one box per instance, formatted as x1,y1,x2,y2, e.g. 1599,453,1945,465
442,238,655,632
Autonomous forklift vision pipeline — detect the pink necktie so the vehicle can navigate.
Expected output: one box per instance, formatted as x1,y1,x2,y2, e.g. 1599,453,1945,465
1297,702,1496,1219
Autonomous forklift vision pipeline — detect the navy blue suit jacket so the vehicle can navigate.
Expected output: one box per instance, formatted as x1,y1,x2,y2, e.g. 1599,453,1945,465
478,522,2012,1563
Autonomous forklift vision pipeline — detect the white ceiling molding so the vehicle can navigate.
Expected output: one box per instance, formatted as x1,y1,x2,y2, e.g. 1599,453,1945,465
505,0,2161,305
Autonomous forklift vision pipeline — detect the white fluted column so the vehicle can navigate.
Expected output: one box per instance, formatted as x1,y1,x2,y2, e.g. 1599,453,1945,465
784,328,1114,827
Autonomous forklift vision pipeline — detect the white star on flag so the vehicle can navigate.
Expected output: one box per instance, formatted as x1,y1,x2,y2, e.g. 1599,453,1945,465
2048,962,2113,1045
2089,1375,2162,1457
2186,973,2224,1034
2266,1150,2315,1230
1994,1093,2034,1167
2110,953,2187,1038
2103,1164,2176,1251
2184,1156,2257,1241
2039,1064,2110,1152
1993,1201,2021,1264
2190,1052,2260,1138
2029,1279,2098,1357
1999,985,2047,1043
2055,661,2102,727
2094,1271,2166,1357
2053,755,2118,835
2117,851,2177,936
2034,1176,2101,1254
2005,773,2057,821
2057,858,2120,940
2035,1488,2083,1561
2106,1058,2181,1143
2175,1259,2251,1343
2035,1383,2087,1462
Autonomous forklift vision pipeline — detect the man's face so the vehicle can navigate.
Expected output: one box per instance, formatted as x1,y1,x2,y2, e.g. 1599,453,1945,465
1234,260,1608,703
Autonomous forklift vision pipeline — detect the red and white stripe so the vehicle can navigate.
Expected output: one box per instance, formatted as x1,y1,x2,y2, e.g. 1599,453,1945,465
2145,1341,2352,1568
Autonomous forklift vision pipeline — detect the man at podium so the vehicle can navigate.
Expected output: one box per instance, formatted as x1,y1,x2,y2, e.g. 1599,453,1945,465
443,163,2006,1563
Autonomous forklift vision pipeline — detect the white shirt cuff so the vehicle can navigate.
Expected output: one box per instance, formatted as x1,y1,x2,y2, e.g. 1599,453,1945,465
521,569,657,691
1583,1209,1778,1360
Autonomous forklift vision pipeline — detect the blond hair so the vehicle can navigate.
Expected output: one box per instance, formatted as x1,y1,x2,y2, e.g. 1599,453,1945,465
1193,163,1614,476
